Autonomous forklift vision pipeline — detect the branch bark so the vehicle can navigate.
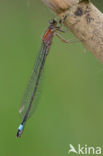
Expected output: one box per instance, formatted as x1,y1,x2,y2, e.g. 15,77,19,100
42,0,103,63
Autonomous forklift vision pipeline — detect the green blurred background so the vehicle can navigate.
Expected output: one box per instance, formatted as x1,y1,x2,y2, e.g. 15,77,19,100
0,0,103,155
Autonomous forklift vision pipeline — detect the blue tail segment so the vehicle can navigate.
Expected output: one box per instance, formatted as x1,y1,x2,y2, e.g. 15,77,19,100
16,122,25,138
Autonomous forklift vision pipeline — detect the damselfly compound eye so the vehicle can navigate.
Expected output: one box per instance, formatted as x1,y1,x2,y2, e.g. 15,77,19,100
49,19,57,26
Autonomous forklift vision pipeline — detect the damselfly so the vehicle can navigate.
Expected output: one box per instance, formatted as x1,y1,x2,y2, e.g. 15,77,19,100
16,19,75,138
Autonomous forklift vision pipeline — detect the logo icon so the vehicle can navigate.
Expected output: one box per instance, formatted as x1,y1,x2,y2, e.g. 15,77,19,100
68,144,78,154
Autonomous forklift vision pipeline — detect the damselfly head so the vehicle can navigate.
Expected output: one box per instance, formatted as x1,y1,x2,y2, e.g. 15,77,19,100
49,19,57,27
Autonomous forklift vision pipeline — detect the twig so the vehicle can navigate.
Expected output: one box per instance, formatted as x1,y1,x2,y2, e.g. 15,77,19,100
42,0,103,63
